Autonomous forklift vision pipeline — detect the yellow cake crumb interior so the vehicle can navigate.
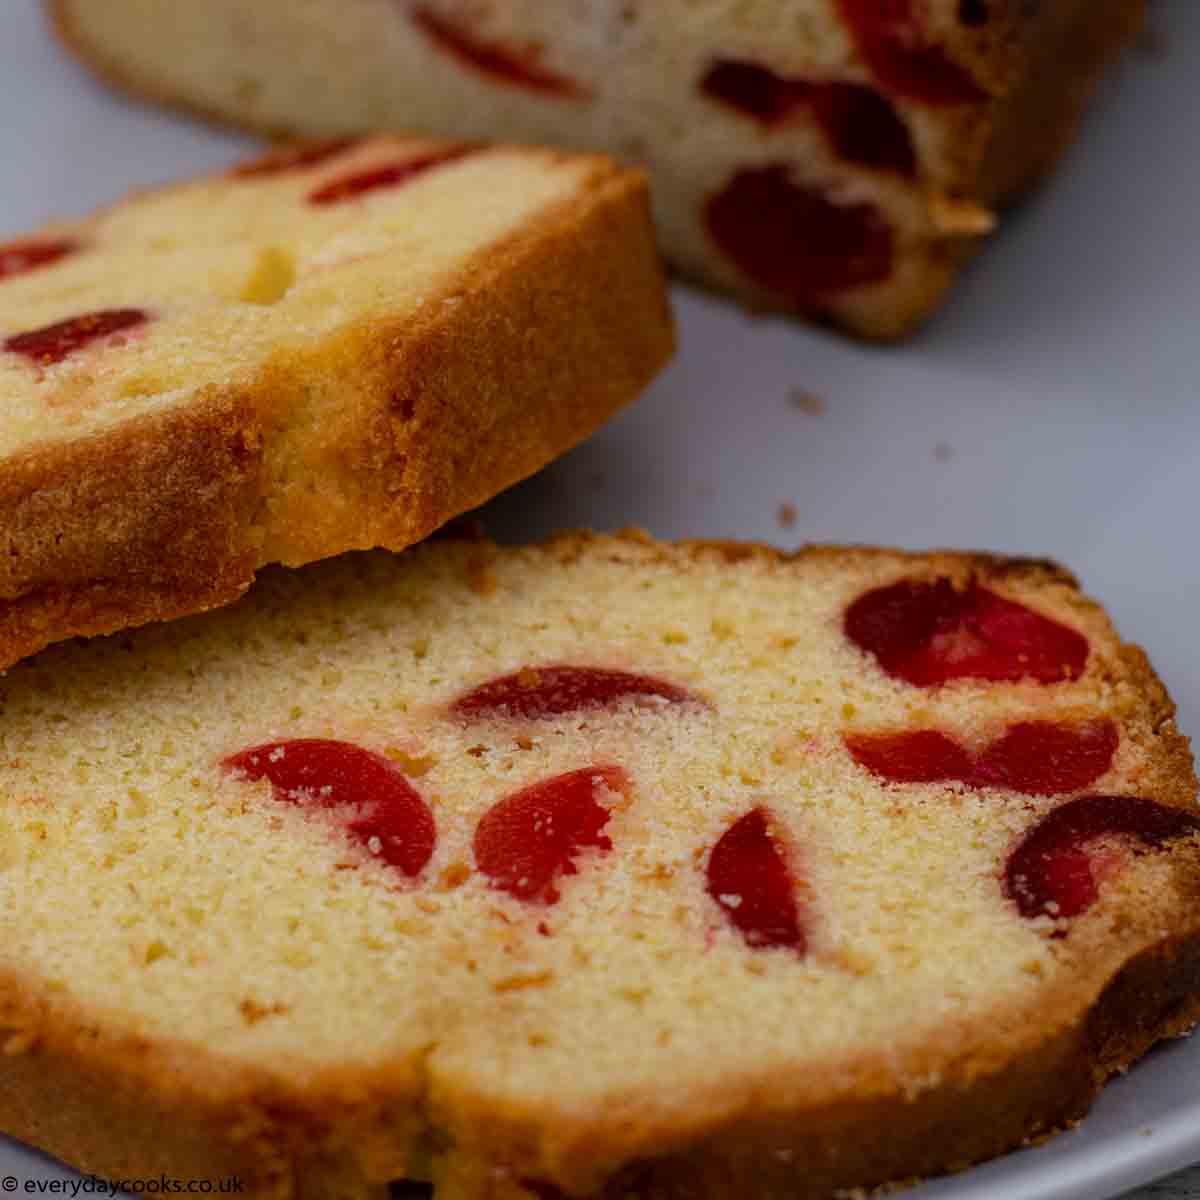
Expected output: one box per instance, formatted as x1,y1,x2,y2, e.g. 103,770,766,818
0,136,600,457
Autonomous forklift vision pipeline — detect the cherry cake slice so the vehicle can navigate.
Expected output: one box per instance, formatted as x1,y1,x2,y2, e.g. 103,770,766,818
0,532,1193,1200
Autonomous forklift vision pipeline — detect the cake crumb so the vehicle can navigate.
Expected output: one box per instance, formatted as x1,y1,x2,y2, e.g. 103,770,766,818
786,387,825,415
777,502,798,529
933,442,953,462
493,970,554,993
239,998,290,1026
834,948,876,977
437,862,472,891
638,862,676,883
468,560,498,596
240,245,295,305
2,1031,36,1057
928,194,995,236
144,940,170,965
384,747,438,776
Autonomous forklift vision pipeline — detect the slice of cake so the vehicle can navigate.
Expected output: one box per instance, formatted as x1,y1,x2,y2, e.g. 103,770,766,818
0,531,1195,1199
50,0,1145,337
0,135,671,670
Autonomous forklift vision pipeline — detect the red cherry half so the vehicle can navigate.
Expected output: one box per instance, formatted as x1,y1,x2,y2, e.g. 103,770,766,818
706,807,806,953
844,578,1089,687
223,738,436,877
473,766,627,904
701,61,915,176
231,140,357,178
0,237,78,282
411,6,589,99
451,665,697,721
836,0,986,105
5,308,148,366
308,146,477,205
846,719,1117,796
1004,795,1200,921
705,165,894,305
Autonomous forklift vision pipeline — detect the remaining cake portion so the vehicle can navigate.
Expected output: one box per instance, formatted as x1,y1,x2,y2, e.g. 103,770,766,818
0,134,671,669
51,0,1145,336
0,532,1196,1199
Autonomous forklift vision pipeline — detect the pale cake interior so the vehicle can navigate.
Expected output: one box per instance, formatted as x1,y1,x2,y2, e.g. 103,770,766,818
0,135,605,458
55,0,1028,336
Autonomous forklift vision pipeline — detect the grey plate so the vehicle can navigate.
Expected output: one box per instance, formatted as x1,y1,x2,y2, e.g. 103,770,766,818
1,1,1197,1197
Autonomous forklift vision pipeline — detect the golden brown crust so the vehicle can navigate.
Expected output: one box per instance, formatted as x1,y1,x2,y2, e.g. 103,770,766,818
978,0,1147,206
840,0,1144,341
1,530,1195,1199
255,165,672,566
0,391,266,669
14,927,1197,1200
539,526,1084,587
586,931,1200,1200
0,990,285,1193
0,162,671,670
834,0,1143,339
0,967,425,1198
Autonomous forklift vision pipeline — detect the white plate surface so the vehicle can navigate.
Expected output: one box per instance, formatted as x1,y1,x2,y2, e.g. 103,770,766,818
1,1,1198,1197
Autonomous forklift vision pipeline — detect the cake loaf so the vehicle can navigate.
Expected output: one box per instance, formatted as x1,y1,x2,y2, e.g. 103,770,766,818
50,0,1145,337
0,135,671,669
0,531,1196,1199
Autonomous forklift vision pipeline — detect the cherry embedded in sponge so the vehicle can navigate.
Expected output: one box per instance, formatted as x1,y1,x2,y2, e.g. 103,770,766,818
707,807,806,953
1005,795,1200,921
223,739,436,878
451,664,697,721
844,578,1089,687
836,0,986,104
5,308,148,366
474,766,627,904
705,166,894,306
230,139,357,179
846,719,1117,796
0,237,78,282
308,147,478,205
701,61,915,177
410,6,589,99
